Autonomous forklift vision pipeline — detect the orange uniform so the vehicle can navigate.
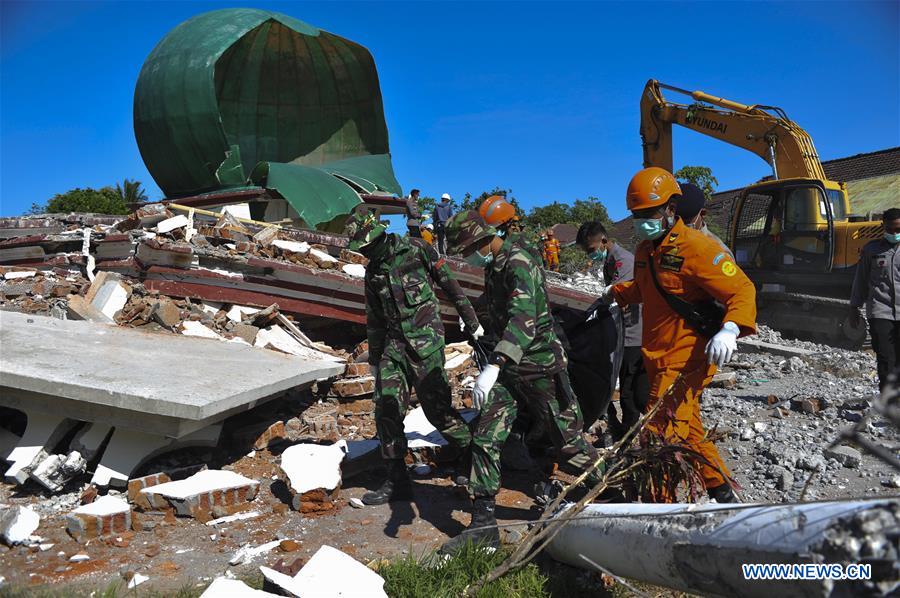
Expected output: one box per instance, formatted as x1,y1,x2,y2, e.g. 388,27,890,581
613,218,756,491
543,237,561,270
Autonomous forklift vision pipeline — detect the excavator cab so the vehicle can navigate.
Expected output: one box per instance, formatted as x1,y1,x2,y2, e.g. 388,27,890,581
732,178,836,278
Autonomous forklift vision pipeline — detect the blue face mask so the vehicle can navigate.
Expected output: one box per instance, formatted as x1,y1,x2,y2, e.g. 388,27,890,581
885,232,900,244
633,217,665,241
465,248,494,267
588,248,607,262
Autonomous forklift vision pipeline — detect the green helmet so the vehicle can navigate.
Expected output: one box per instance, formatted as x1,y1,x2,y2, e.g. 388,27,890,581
446,210,497,255
344,209,387,251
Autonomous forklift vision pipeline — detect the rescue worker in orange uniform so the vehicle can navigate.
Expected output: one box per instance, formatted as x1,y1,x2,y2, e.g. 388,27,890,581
599,167,757,502
542,229,561,272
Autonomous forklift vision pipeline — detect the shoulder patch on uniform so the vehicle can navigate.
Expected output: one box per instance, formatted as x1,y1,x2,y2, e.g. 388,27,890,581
435,258,446,269
663,246,679,255
721,260,737,277
659,254,684,272
712,252,726,266
668,233,679,242
615,260,623,269
635,260,647,268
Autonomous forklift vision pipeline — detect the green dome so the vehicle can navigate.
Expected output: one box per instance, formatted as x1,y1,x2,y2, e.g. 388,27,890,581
134,8,400,228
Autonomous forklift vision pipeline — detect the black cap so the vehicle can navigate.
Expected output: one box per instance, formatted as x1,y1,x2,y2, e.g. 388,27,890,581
675,182,706,220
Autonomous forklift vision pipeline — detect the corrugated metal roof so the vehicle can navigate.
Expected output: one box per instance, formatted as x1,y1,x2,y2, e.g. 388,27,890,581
134,8,400,228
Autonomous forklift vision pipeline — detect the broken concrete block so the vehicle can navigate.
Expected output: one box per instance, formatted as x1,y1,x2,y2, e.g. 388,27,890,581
0,506,39,546
255,324,343,363
128,473,172,511
66,495,131,543
140,470,260,522
226,304,260,323
85,272,130,319
180,320,223,340
252,226,279,246
28,450,87,492
4,412,79,485
824,445,862,469
309,248,337,269
136,238,194,268
69,422,113,461
339,249,368,265
737,338,814,359
156,215,189,234
710,371,737,389
404,406,477,449
261,544,388,598
231,323,260,345
92,424,223,488
152,298,182,329
67,294,114,323
330,376,375,398
4,270,37,280
341,263,366,278
272,239,310,256
445,352,472,373
280,441,347,514
253,421,286,450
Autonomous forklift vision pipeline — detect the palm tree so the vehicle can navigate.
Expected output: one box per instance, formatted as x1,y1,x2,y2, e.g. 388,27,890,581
114,179,149,205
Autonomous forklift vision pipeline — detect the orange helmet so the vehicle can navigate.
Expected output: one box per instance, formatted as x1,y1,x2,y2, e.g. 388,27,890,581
478,195,518,227
626,167,682,211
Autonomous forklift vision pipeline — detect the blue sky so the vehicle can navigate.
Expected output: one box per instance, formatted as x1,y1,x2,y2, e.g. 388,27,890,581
1,1,898,221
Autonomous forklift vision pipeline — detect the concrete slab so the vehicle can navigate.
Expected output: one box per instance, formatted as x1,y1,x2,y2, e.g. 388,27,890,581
0,311,345,437
737,337,816,359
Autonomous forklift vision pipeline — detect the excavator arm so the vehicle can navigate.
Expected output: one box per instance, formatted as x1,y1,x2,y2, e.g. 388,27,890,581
640,79,827,180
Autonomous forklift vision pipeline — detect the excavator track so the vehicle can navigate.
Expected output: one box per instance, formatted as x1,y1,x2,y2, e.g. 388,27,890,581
757,291,868,349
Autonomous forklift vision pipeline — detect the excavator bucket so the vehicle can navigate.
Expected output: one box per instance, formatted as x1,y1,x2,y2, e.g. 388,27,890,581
134,8,401,229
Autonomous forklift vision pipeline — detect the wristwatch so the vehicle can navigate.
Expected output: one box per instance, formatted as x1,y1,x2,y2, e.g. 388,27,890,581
488,353,507,368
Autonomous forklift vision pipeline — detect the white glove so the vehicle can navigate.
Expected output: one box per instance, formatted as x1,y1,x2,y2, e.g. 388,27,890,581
705,322,739,367
459,316,485,340
472,364,500,410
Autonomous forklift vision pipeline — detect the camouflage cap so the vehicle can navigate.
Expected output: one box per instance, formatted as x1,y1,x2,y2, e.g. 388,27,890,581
446,210,496,255
344,209,387,251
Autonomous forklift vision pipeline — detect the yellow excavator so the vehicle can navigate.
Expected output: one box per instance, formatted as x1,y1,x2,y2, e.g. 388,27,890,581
640,79,883,347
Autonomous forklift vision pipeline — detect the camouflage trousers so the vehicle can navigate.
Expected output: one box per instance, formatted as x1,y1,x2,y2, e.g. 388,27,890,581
469,367,602,497
375,342,473,460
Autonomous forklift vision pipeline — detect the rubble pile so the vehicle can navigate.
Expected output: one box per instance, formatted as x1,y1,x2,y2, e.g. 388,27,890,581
701,325,893,502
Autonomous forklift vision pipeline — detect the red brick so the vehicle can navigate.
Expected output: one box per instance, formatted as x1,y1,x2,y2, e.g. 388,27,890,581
253,421,286,450
330,377,375,398
127,473,171,511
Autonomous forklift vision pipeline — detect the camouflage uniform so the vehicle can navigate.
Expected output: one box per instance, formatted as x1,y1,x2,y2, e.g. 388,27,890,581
364,233,480,459
467,231,601,496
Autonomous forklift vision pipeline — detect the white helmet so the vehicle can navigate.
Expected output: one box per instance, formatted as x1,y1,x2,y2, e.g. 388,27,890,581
441,193,452,200
425,223,434,230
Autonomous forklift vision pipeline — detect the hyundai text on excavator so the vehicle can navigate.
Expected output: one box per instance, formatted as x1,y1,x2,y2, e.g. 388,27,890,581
639,79,884,348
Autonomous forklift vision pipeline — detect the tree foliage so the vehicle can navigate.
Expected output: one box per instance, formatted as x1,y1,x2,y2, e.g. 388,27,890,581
29,187,130,215
674,165,718,199
114,178,149,205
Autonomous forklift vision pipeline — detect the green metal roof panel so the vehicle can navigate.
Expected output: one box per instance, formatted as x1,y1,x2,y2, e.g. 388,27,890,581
249,161,362,229
134,8,400,227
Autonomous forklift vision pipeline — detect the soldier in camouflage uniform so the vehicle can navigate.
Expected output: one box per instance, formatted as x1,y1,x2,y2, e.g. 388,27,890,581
440,211,603,554
343,209,484,505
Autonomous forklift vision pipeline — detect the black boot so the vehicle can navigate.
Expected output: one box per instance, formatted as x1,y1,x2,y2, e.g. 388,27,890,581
707,483,738,503
440,496,501,555
362,460,413,505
